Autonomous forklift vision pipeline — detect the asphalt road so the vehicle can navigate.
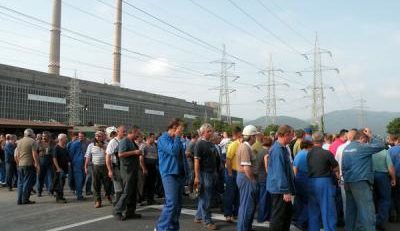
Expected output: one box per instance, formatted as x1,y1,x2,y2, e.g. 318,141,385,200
0,187,399,231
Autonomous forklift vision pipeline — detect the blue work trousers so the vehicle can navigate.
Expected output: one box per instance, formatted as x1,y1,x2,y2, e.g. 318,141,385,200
236,172,257,231
72,164,84,198
223,169,239,217
37,157,53,194
195,172,215,225
308,177,336,231
345,181,376,231
257,181,271,222
374,172,391,226
17,166,36,204
293,172,309,229
156,175,184,231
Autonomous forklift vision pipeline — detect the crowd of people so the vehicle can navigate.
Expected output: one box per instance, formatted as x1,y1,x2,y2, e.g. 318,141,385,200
0,118,400,231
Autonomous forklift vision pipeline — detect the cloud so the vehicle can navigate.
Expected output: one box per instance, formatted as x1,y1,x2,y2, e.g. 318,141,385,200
141,58,170,76
379,87,400,100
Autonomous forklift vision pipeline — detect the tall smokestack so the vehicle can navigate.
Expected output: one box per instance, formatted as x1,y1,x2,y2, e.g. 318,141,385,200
48,0,62,75
111,0,122,86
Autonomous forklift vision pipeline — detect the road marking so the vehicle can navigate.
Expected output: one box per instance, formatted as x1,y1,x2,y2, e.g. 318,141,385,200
45,205,155,231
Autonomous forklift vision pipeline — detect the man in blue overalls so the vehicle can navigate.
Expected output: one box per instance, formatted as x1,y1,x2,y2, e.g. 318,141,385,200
307,132,339,231
68,137,85,200
155,118,188,231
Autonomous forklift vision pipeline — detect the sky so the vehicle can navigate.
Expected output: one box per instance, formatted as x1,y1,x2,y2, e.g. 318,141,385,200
0,0,399,121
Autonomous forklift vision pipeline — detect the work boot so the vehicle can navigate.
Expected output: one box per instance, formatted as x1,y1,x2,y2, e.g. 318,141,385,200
94,201,101,208
206,223,217,230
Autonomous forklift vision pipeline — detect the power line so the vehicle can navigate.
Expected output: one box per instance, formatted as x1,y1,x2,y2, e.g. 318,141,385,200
0,4,207,77
255,0,313,45
227,0,306,57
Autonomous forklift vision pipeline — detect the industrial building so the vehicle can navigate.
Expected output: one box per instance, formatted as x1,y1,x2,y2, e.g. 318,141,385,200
0,64,242,134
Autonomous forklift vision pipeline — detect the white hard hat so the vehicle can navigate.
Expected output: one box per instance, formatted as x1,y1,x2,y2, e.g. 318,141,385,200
242,125,260,136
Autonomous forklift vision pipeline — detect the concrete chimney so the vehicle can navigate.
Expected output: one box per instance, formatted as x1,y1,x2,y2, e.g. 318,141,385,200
111,0,122,86
48,0,62,75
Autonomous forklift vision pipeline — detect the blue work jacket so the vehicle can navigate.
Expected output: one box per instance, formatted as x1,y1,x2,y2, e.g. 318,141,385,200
267,141,295,194
158,132,188,179
389,145,400,177
342,138,385,184
68,140,84,167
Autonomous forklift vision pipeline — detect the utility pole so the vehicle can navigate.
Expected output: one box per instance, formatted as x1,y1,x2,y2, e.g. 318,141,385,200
208,45,238,124
112,0,122,86
67,71,81,126
297,33,339,131
259,55,284,125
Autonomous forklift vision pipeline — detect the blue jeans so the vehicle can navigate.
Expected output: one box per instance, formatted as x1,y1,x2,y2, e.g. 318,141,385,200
37,157,53,194
223,169,239,217
195,172,215,224
308,177,336,231
345,181,375,231
293,172,309,229
156,175,184,231
257,181,271,222
236,172,257,231
17,166,36,204
0,161,6,182
374,172,391,226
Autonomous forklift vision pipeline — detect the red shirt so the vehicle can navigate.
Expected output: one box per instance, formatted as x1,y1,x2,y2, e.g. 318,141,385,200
329,138,345,156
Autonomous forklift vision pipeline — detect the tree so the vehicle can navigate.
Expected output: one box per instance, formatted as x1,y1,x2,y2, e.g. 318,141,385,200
264,124,279,136
387,118,400,135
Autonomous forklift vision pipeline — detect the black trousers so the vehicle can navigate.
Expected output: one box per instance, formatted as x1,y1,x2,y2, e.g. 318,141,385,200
52,170,66,199
270,194,293,231
144,160,157,203
114,162,139,216
92,165,112,202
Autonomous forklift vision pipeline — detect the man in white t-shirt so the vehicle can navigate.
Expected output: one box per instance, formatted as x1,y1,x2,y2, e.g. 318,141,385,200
106,126,126,206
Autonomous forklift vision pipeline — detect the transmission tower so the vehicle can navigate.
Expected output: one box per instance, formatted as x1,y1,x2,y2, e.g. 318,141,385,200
67,72,81,126
297,33,339,131
355,96,367,128
208,45,238,124
258,55,284,125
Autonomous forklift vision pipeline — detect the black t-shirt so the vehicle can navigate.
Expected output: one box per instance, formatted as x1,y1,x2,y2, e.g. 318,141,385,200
307,146,338,178
194,139,217,173
53,145,69,172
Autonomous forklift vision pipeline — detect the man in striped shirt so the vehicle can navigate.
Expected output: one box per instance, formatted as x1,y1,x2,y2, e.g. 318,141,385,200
85,131,112,208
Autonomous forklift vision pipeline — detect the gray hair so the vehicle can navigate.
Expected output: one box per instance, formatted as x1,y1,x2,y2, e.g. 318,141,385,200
312,132,324,144
57,133,67,140
24,128,34,138
199,123,213,135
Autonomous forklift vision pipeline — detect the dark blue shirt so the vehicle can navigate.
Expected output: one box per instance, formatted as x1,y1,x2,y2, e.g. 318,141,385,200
342,138,385,184
389,145,400,177
4,142,16,163
267,141,295,194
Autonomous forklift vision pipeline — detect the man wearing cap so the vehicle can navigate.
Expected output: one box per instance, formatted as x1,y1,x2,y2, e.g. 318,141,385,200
236,125,259,231
267,124,295,231
307,132,339,231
